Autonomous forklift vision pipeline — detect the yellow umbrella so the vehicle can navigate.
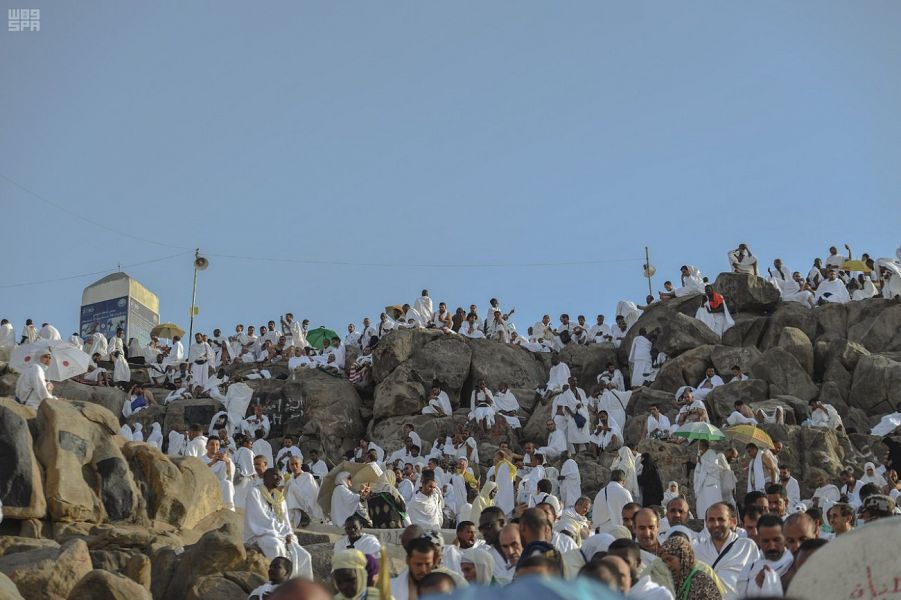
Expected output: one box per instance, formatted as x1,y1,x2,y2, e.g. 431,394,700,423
841,260,871,273
384,304,404,318
725,424,775,450
150,322,185,339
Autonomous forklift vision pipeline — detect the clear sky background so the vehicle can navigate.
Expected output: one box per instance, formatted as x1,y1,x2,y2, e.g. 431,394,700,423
2,1,900,337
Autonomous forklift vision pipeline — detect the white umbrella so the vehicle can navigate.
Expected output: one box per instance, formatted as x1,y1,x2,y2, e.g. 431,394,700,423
10,340,91,381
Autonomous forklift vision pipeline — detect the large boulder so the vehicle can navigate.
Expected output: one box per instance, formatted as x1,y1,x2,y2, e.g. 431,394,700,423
34,399,141,523
847,302,901,353
163,523,246,599
757,303,818,350
617,295,706,365
162,399,221,436
749,348,818,402
722,314,768,348
67,569,153,600
559,343,618,391
627,387,678,418
651,345,714,393
121,443,227,530
813,303,848,343
706,380,769,423
814,338,869,382
373,334,472,421
0,399,46,520
52,381,129,416
0,538,92,600
655,313,720,358
184,575,247,600
710,345,762,376
467,339,547,391
253,371,366,459
848,355,901,415
777,327,814,376
712,272,781,313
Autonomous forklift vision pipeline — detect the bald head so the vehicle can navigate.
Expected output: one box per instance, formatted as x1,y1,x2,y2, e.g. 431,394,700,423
784,512,817,556
633,509,659,551
666,497,690,526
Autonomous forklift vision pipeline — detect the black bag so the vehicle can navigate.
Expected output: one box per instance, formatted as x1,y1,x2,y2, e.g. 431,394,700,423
559,330,572,345
573,412,587,428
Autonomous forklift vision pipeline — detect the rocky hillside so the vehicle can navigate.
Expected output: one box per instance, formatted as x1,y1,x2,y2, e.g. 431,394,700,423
0,272,899,598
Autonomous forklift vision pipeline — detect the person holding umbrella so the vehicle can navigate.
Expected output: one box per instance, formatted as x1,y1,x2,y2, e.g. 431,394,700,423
15,349,54,409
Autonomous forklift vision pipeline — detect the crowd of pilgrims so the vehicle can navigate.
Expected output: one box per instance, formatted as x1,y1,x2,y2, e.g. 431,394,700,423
4,242,901,600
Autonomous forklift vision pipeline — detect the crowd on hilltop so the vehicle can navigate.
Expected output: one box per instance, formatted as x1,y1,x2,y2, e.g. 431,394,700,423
2,242,901,600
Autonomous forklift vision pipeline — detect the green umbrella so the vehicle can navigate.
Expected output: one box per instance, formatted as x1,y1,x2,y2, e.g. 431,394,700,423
305,326,339,349
672,422,726,442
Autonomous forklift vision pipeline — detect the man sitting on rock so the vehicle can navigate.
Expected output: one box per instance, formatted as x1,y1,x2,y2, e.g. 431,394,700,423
814,268,851,305
692,366,724,402
244,468,313,579
422,384,453,417
728,243,759,275
333,514,382,556
807,398,843,431
726,400,759,426
674,387,709,426
14,348,55,409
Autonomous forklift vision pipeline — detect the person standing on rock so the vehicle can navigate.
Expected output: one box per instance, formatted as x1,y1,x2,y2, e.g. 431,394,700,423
183,423,208,458
728,243,759,276
745,443,777,494
14,348,54,409
591,469,633,534
244,468,313,580
202,436,235,510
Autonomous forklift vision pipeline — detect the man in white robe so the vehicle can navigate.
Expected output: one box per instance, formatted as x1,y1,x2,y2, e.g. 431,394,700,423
493,384,522,429
769,261,816,308
20,319,38,344
202,437,235,510
591,470,633,533
645,404,672,439
558,452,581,509
492,454,516,518
244,468,313,579
815,269,851,304
808,399,843,431
538,419,568,462
38,323,61,341
628,331,654,388
165,335,185,367
596,362,625,391
695,285,735,337
870,405,901,437
808,471,841,513
540,356,571,398
111,350,131,385
408,469,444,529
728,244,758,275
468,380,496,429
587,315,613,344
674,265,705,297
412,290,434,327
167,429,186,457
183,425,208,458
242,405,272,438
590,411,622,454
233,436,257,509
693,367,724,402
422,384,453,417
745,443,777,493
187,334,213,390
694,502,761,600
15,351,54,409
0,320,15,362
333,514,382,555
736,515,793,598
596,383,630,432
694,440,729,518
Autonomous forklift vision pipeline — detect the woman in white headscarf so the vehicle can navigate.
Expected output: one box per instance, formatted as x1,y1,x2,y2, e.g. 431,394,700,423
146,423,163,450
331,472,364,528
127,337,142,360
611,446,640,499
461,547,495,585
86,332,108,360
663,481,681,505
132,422,144,442
167,429,186,457
860,462,887,489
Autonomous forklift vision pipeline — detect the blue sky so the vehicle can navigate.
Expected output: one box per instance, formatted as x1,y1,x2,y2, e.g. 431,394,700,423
2,1,900,337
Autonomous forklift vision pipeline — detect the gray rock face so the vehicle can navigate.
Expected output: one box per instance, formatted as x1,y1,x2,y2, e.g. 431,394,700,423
706,379,769,423
652,345,714,393
777,327,814,375
617,295,706,365
849,354,901,415
163,523,246,600
749,348,819,402
559,343,617,391
655,313,720,358
712,272,781,313
0,400,45,520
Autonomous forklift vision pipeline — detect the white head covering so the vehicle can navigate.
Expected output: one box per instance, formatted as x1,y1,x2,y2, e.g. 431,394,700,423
861,462,887,487
146,422,163,449
675,386,694,401
460,547,494,584
167,429,186,456
330,471,361,527
132,422,144,442
581,533,615,560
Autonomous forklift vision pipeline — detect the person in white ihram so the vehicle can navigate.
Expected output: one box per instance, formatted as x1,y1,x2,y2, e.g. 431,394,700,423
15,350,55,409
693,502,761,600
243,468,313,579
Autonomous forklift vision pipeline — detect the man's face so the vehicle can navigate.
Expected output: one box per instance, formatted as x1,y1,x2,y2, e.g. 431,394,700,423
457,524,476,548
499,529,523,563
422,479,437,497
546,420,555,433
288,457,302,475
333,569,359,599
747,446,758,459
705,505,734,542
345,519,362,540
347,324,354,333
706,367,715,378
767,493,787,516
634,512,659,550
667,499,689,525
263,470,282,489
784,519,816,556
840,472,854,487
269,560,290,584
407,549,434,582
828,507,853,534
253,458,267,476
524,442,535,455
576,499,591,517
758,525,786,561
479,514,505,546
622,506,639,532
743,514,760,545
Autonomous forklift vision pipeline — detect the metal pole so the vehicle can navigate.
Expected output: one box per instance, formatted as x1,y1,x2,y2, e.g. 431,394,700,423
645,246,653,298
187,248,199,353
